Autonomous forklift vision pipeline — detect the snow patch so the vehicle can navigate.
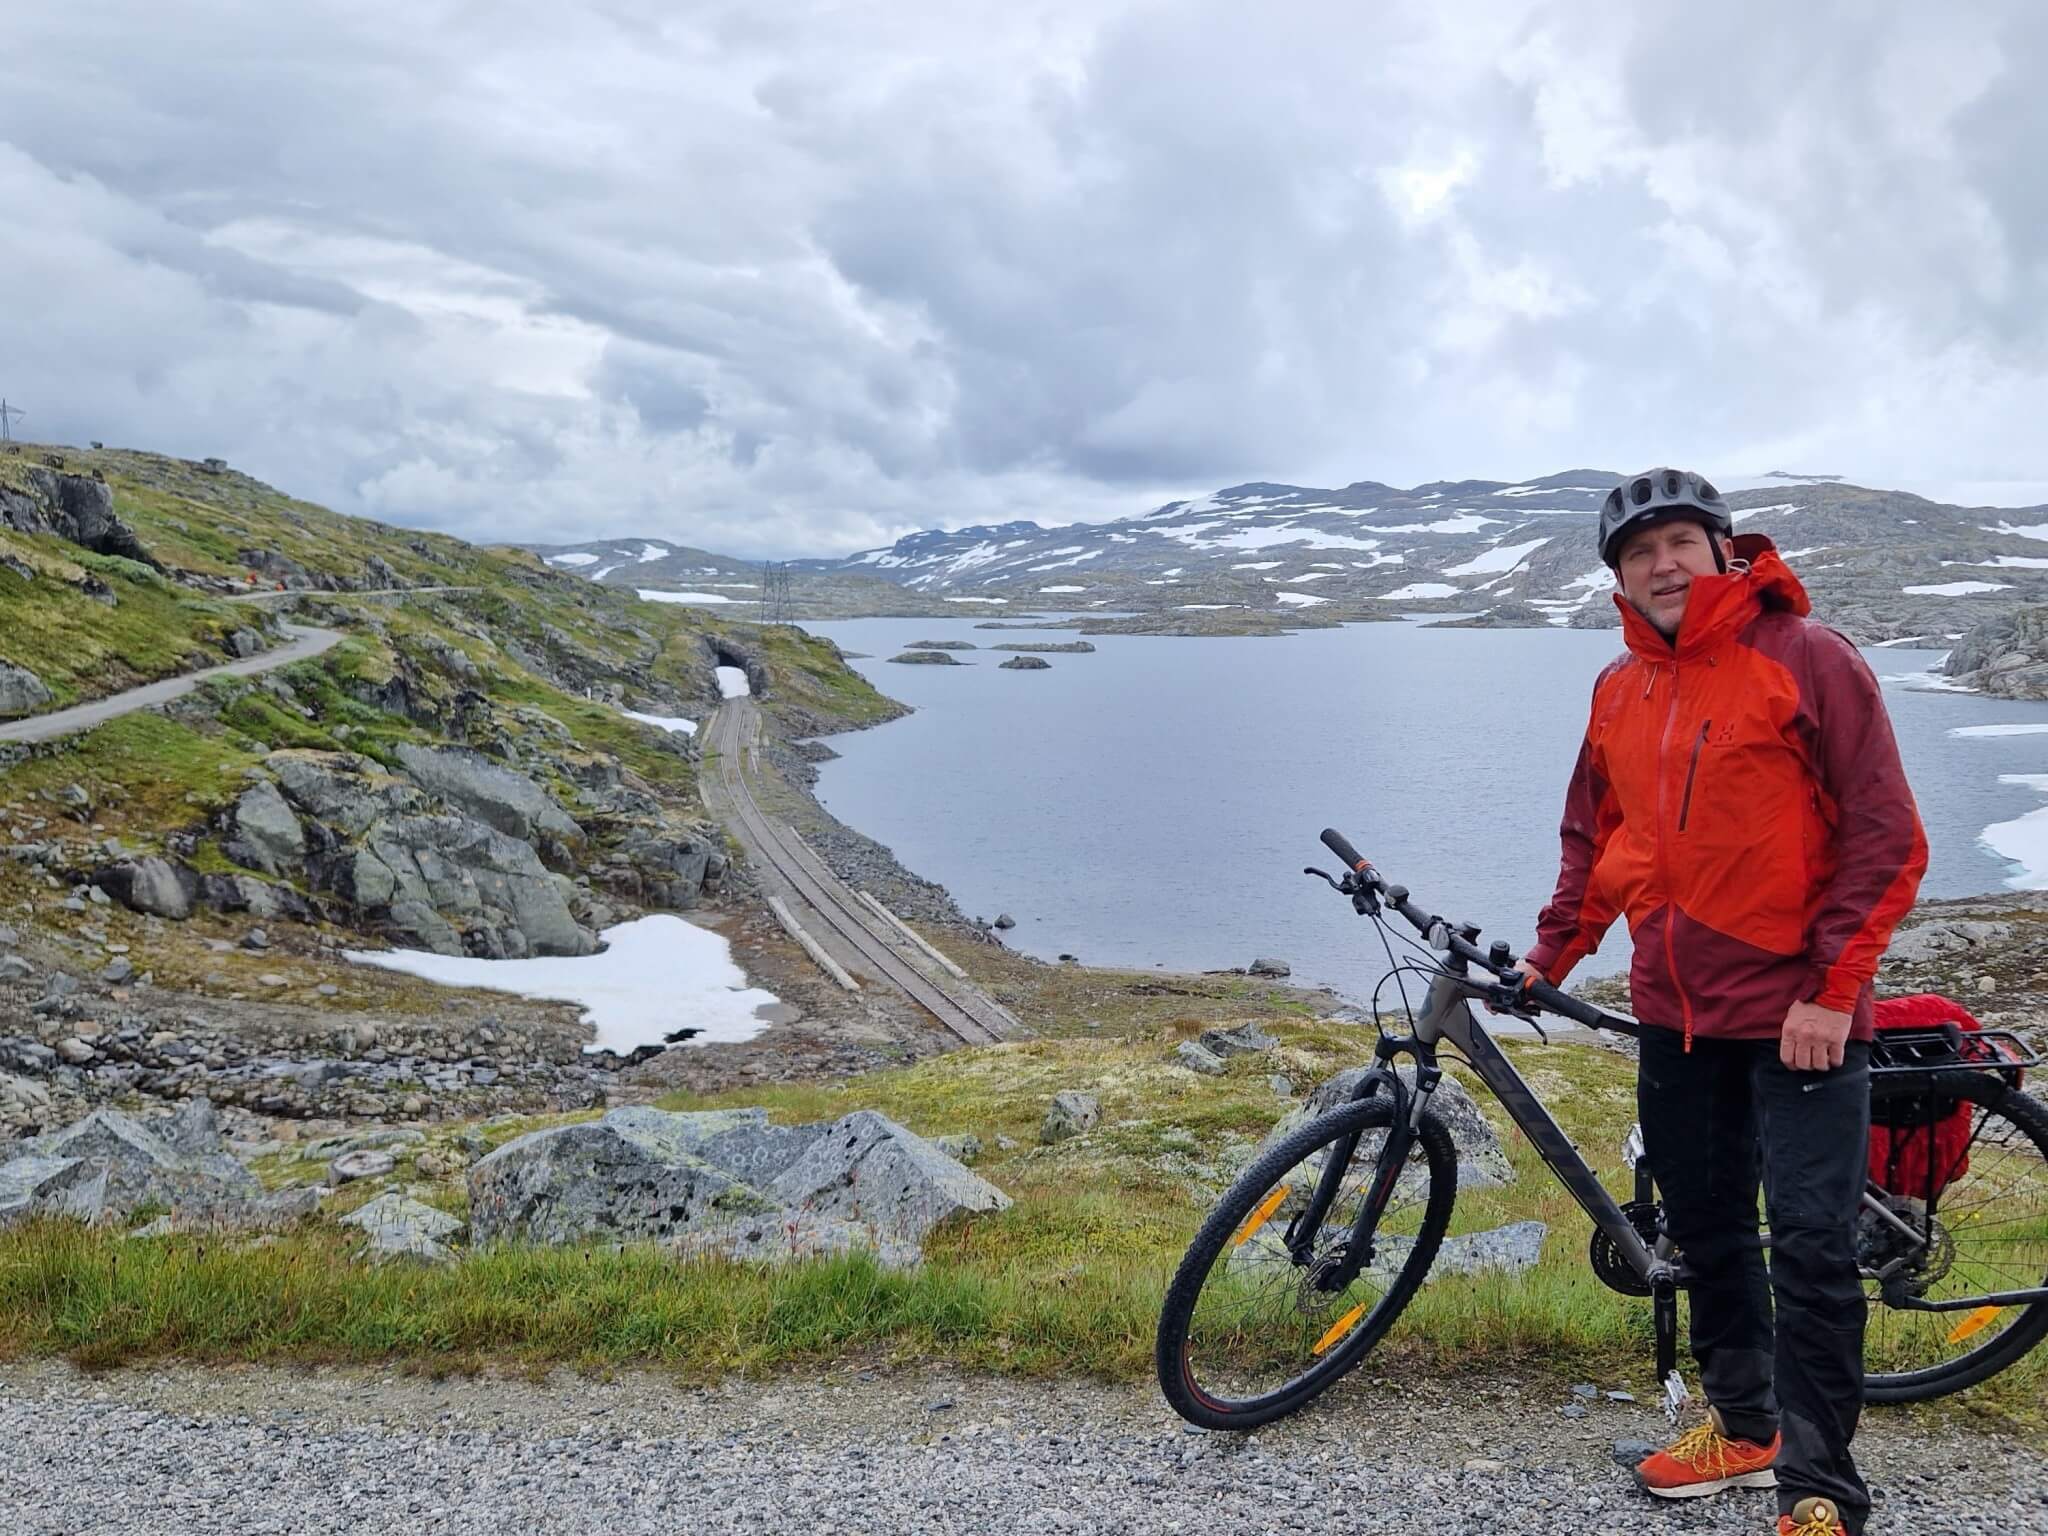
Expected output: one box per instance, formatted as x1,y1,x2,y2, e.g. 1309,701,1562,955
1901,581,2010,597
1274,592,1329,607
347,915,778,1053
1368,513,1501,535
1949,723,2048,739
1442,536,1550,577
637,544,670,563
944,596,1008,604
1982,775,2048,890
548,552,599,566
623,710,697,737
1983,522,2048,542
716,666,751,700
1375,582,1464,601
638,590,738,605
1038,585,1087,593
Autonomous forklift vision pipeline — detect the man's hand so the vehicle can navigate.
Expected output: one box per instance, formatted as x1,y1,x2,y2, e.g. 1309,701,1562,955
1781,1000,1853,1071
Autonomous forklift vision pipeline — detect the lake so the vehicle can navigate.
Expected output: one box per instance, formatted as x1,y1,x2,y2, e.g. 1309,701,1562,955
799,614,2048,1009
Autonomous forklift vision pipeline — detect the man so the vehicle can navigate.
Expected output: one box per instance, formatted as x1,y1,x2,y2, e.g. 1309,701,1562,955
1516,468,1928,1536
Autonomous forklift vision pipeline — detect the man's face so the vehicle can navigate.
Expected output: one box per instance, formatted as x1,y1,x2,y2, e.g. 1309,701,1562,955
1615,517,1724,638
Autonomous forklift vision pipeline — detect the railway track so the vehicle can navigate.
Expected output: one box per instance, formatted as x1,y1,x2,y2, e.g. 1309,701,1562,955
707,699,1023,1047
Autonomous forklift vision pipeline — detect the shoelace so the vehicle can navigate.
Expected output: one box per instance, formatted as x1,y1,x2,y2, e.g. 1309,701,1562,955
1785,1514,1841,1536
1663,1421,1735,1476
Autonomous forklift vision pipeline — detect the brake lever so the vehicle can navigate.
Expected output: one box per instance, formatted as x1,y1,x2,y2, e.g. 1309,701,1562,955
1303,866,1343,890
1483,982,1551,1044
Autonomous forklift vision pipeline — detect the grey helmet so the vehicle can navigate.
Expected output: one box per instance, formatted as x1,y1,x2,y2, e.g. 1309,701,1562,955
1598,467,1733,567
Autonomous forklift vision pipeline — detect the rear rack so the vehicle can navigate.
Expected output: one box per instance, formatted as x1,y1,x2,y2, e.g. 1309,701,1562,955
1871,1023,2037,1084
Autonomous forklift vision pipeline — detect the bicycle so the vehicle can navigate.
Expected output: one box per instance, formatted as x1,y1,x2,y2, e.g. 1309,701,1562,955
1154,828,2048,1431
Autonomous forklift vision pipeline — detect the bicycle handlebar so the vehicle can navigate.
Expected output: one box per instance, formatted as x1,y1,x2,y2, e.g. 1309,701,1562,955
1316,826,1637,1037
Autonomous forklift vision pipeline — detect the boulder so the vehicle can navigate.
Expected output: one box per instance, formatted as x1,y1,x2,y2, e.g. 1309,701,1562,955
1248,957,1291,977
1378,1219,1548,1282
998,656,1050,670
11,1098,261,1218
887,651,966,665
223,628,265,659
392,742,581,849
342,1193,464,1264
0,1154,97,1228
272,751,423,836
224,780,307,876
329,1149,396,1184
91,857,197,920
0,661,53,718
0,468,160,568
1200,1022,1277,1058
1175,1041,1227,1076
993,913,1016,930
1041,1090,1100,1144
762,1111,1010,1256
468,1106,1005,1267
195,873,314,924
468,1106,815,1247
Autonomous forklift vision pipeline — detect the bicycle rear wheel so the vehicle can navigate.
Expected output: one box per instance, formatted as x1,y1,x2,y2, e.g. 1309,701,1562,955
1862,1072,2048,1401
1156,1094,1456,1430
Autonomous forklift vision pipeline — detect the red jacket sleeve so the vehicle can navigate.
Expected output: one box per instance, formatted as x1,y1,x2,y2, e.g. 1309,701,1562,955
1524,675,1625,984
1797,627,1929,1012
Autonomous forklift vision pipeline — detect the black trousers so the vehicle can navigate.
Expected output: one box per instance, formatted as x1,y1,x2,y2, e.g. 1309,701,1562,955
1638,1027,1872,1532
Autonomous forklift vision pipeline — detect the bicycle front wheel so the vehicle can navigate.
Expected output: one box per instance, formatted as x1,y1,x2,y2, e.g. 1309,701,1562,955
1156,1094,1456,1430
1863,1071,2048,1402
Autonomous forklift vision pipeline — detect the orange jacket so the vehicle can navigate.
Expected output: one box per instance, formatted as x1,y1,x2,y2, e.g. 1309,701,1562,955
1524,534,1928,1047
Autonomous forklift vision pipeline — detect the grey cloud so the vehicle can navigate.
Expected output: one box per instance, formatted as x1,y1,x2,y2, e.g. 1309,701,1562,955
0,0,2044,555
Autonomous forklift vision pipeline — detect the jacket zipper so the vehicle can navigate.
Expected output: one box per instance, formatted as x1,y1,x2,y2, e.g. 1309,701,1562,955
1651,665,1700,1052
1677,721,1709,832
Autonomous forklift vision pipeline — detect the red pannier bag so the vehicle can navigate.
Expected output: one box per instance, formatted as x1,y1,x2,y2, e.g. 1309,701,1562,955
1868,993,2023,1199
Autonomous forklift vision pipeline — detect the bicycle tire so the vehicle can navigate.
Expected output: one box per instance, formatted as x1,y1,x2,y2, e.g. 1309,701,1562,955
1156,1095,1457,1430
1864,1072,2048,1403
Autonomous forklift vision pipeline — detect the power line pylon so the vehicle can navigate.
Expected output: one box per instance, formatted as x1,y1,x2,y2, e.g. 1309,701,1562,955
0,399,23,443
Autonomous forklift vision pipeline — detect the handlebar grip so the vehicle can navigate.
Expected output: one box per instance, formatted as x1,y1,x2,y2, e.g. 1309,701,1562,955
1320,827,1370,874
1524,975,1603,1029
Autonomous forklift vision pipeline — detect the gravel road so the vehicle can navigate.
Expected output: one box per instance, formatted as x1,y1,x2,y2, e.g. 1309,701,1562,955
0,1360,2038,1534
0,624,340,745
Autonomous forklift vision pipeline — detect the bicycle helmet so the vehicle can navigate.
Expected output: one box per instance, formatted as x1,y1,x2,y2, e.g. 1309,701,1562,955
1598,467,1733,568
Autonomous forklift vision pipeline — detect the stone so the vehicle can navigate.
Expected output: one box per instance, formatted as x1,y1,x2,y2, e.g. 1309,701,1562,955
1175,1041,1228,1076
468,1106,816,1247
0,662,54,719
392,743,582,849
0,1154,96,1228
1040,1090,1100,1144
1200,1022,1277,1058
99,957,133,986
933,1134,983,1166
0,467,161,567
763,1111,1010,1259
1268,1074,1295,1098
341,1192,464,1264
223,628,265,659
329,1149,397,1183
10,1098,260,1218
242,928,271,950
1613,1440,1660,1468
224,781,307,877
53,1038,95,1066
993,913,1017,930
1247,957,1291,978
90,857,197,920
998,656,1050,670
0,955,33,982
887,651,966,665
1415,1219,1548,1279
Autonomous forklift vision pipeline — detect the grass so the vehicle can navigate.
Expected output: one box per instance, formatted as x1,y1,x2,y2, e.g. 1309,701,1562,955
0,1029,2041,1441
0,712,257,831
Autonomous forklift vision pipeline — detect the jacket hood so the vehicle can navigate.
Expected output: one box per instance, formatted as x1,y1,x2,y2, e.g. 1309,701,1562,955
1615,533,1810,660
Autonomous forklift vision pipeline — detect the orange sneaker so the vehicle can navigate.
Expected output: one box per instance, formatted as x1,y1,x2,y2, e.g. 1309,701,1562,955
1777,1496,1853,1534
1633,1406,1780,1499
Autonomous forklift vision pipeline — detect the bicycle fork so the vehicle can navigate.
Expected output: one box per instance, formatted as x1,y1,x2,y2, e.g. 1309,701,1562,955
1286,1058,1439,1290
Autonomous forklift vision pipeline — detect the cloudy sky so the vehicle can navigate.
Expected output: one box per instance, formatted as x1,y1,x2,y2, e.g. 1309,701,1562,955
3,2,2045,557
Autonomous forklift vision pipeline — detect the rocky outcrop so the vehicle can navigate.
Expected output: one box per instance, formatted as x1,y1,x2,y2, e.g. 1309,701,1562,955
991,642,1095,654
468,1106,1008,1266
392,742,582,851
999,656,1050,670
342,1193,463,1263
602,826,726,910
0,1098,263,1226
1944,605,2048,700
91,857,198,920
888,651,966,665
0,661,53,718
0,468,161,569
224,780,306,876
1041,1090,1100,1143
1247,1067,1516,1190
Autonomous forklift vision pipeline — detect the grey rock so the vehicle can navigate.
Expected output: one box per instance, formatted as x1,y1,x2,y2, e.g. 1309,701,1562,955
1422,1219,1548,1278
392,743,581,848
53,1038,95,1066
1885,919,2011,964
329,1149,397,1184
272,751,422,836
90,857,197,920
468,1107,812,1247
242,927,271,950
342,1193,464,1264
997,655,1050,670
1175,1041,1227,1076
0,955,34,982
0,467,160,567
757,1111,1008,1265
225,781,307,877
1247,957,1291,977
1570,1382,1599,1399
223,628,265,659
1041,1090,1100,1144
887,651,966,665
1199,1022,1277,1058
993,913,1016,930
933,1133,983,1166
1268,1074,1295,1098
0,1154,95,1228
13,1098,260,1217
0,662,54,719
99,957,133,985
1613,1439,1660,1467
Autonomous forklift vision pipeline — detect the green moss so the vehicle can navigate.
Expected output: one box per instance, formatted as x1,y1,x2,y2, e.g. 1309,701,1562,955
2,714,257,828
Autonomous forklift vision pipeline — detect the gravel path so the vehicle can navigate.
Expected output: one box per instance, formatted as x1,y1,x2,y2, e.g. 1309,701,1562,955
1,1360,2039,1534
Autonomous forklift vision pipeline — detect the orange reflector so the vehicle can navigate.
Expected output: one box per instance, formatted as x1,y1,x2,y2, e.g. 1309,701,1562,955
1231,1185,1291,1248
1947,1306,2002,1345
1312,1302,1369,1357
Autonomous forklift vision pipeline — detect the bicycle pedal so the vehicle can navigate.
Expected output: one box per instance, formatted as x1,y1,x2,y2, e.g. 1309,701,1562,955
1662,1370,1692,1424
